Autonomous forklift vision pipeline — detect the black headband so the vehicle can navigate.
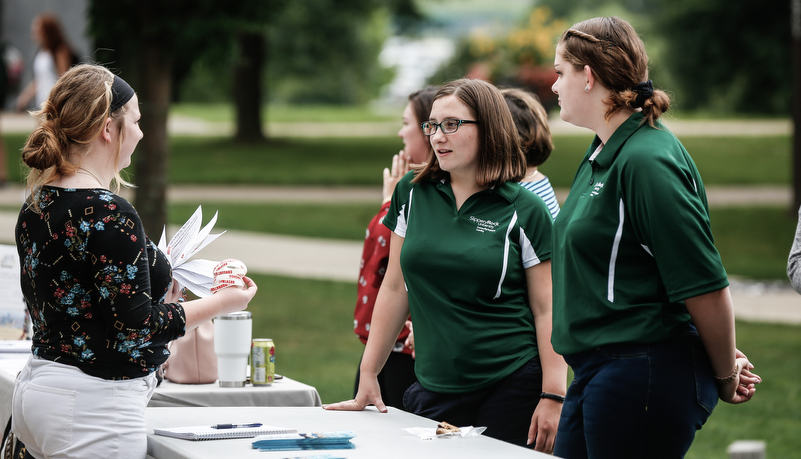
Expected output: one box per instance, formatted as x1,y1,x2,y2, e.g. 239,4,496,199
631,80,654,109
110,75,135,112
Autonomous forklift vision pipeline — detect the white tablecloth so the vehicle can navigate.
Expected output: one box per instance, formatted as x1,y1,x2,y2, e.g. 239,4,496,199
150,377,321,408
146,406,555,459
0,349,321,448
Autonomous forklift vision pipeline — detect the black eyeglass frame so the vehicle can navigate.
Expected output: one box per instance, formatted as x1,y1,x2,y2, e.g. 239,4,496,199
421,119,478,136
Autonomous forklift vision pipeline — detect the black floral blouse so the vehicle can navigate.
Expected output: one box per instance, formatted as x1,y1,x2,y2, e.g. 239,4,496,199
16,187,187,380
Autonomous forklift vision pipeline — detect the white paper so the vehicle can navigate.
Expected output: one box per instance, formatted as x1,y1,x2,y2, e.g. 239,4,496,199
403,426,487,441
158,206,226,298
0,245,27,339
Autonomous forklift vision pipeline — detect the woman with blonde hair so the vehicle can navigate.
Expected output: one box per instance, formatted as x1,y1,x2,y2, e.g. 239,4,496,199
13,63,257,459
549,17,760,458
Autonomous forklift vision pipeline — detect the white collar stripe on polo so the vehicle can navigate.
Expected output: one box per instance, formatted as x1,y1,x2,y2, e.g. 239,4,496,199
607,199,626,303
494,211,518,299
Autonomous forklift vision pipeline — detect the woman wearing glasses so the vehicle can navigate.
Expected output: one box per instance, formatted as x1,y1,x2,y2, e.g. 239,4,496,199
326,79,567,453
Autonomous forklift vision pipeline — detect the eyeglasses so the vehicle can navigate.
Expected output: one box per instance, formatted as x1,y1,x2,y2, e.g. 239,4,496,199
421,119,477,136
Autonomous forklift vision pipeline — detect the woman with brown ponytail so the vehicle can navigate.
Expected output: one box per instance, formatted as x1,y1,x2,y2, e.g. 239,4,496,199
12,64,257,459
549,17,761,458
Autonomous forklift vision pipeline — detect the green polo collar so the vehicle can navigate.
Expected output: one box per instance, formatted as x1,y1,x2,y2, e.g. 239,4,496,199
589,112,655,169
433,178,522,204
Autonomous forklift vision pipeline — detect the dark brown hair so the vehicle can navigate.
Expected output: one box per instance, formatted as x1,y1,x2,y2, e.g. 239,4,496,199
557,17,670,126
37,14,71,56
408,86,438,133
414,79,526,187
501,88,553,168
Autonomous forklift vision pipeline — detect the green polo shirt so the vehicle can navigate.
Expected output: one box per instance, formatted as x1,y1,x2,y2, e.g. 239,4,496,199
551,112,729,355
384,173,552,393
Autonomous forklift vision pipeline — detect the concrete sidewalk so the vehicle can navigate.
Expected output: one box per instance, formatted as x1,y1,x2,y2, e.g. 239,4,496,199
1,111,793,138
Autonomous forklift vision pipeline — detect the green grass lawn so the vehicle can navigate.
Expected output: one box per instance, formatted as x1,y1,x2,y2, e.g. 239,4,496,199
245,273,363,405
169,202,378,241
170,103,400,123
685,321,801,458
710,206,799,280
4,133,792,188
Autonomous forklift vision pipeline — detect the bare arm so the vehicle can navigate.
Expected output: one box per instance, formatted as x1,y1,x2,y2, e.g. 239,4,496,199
685,287,760,404
525,260,567,453
181,277,258,331
54,46,72,75
787,206,801,292
15,80,36,111
324,232,409,412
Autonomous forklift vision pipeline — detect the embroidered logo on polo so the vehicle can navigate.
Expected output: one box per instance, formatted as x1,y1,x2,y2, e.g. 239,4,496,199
469,216,500,233
590,182,605,197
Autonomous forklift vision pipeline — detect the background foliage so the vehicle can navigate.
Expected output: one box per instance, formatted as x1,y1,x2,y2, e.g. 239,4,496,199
652,0,792,114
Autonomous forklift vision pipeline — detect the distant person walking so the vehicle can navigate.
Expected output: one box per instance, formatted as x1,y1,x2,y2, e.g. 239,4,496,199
15,14,75,112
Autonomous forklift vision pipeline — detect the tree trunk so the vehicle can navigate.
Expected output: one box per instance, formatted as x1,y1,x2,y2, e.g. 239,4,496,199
793,0,801,212
234,31,265,143
133,41,173,237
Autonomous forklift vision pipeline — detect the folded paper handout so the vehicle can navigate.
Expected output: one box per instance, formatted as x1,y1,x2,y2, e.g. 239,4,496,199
157,206,225,298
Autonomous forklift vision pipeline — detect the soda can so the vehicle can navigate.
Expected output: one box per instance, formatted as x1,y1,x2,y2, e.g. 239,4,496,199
251,339,275,386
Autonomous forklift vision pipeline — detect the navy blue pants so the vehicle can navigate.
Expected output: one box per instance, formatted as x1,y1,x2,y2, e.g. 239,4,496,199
554,325,719,459
403,356,543,447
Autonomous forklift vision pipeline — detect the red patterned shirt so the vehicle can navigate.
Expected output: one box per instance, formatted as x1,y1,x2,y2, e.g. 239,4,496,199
353,201,411,354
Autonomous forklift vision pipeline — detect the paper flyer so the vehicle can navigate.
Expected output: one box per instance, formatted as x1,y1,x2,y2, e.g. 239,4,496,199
157,206,226,298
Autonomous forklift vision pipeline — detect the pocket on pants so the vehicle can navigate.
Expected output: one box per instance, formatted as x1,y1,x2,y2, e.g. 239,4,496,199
691,346,719,415
22,383,76,456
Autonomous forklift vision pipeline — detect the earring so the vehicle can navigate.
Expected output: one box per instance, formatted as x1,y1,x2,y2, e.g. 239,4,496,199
585,85,590,92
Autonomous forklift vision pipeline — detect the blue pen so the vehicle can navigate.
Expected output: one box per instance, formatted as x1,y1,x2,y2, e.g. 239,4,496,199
210,423,262,429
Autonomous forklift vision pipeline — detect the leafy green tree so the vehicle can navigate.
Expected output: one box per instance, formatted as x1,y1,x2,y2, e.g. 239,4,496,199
89,0,420,233
653,0,791,114
88,0,275,234
429,7,566,110
537,0,791,114
266,0,420,105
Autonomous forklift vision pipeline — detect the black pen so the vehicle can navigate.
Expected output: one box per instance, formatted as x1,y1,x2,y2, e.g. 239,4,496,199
210,423,263,429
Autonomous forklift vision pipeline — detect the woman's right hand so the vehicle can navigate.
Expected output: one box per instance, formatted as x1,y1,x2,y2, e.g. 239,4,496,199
381,151,411,204
403,320,415,358
322,373,387,413
213,276,258,315
718,349,761,404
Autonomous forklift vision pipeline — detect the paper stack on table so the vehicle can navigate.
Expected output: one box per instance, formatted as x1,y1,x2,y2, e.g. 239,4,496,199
157,206,225,298
153,423,296,441
252,431,356,451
